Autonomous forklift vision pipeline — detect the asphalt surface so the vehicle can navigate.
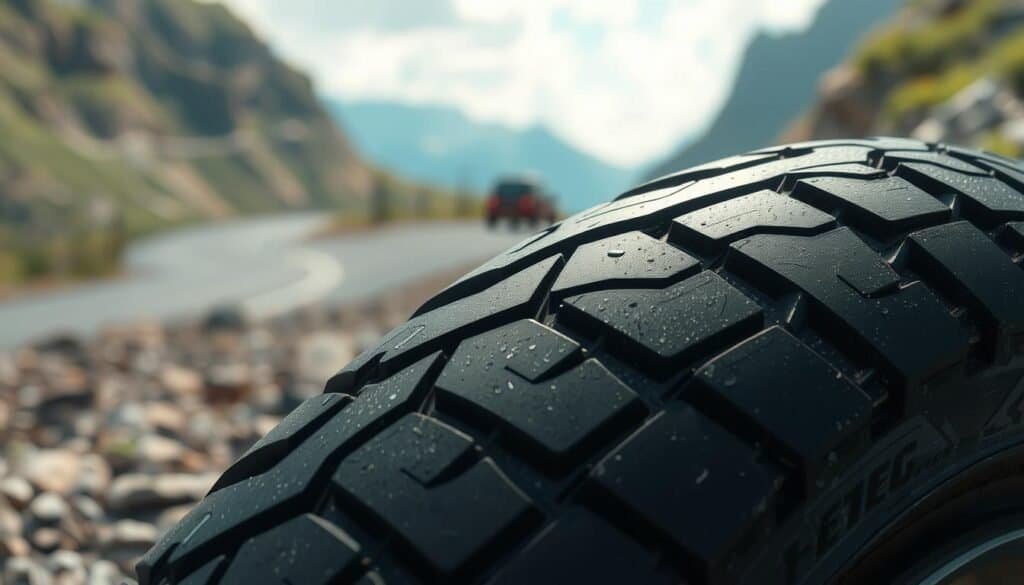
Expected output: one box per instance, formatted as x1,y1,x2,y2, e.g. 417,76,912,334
0,215,530,348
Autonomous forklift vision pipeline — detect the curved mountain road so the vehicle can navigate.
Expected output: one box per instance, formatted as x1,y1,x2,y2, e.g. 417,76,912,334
0,215,530,348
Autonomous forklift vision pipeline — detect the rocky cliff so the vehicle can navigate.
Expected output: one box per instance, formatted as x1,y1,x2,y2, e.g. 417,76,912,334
0,0,374,282
786,0,1024,157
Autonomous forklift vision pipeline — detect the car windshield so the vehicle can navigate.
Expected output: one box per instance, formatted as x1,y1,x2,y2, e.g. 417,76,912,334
495,181,534,200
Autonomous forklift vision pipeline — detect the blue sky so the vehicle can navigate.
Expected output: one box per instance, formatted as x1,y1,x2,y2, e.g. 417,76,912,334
218,0,828,167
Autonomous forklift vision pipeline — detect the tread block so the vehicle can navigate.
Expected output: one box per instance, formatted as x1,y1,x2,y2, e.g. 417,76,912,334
590,407,781,578
791,176,949,233
896,162,1024,223
754,138,928,154
882,150,989,174
689,327,871,495
143,353,444,578
212,393,352,492
437,321,647,464
355,572,385,585
998,221,1024,248
945,145,1024,171
670,190,835,252
489,508,672,585
560,271,763,375
551,231,699,296
337,254,564,380
452,319,583,383
623,151,786,198
907,221,1024,359
177,555,225,585
333,413,539,579
785,162,888,180
728,229,968,401
219,514,362,584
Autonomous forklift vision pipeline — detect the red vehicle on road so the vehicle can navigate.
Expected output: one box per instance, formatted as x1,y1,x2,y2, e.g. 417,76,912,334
485,176,558,228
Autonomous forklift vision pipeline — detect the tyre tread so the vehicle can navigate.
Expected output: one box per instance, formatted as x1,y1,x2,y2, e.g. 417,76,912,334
143,139,1024,585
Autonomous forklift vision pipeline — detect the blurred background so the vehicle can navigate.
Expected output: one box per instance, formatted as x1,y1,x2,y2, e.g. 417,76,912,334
0,0,1022,582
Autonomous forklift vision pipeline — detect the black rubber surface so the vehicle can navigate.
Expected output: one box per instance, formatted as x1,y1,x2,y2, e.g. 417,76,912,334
141,138,1024,585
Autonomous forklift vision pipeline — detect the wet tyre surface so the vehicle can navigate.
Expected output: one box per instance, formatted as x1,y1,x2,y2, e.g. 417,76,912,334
141,138,1024,585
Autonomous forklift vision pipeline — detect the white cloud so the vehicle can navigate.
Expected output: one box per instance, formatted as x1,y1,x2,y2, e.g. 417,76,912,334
218,0,827,167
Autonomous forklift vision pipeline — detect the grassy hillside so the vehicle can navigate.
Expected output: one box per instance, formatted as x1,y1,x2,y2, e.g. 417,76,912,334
788,0,1024,156
0,0,454,288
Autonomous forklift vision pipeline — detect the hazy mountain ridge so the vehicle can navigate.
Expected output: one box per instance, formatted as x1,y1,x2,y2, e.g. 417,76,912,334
646,0,903,179
329,100,635,212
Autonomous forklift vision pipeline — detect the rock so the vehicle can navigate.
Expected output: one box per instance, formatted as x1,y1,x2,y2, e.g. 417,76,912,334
20,450,82,496
101,320,165,350
60,438,91,455
0,352,18,386
184,411,222,445
158,365,202,396
4,557,52,585
74,455,111,498
1,535,31,558
1,476,34,509
99,520,157,577
0,401,9,435
179,450,211,473
103,520,157,550
37,365,91,413
29,527,62,553
87,561,124,585
0,504,23,537
14,385,39,409
69,496,104,524
203,362,252,403
244,328,274,352
34,335,85,358
71,412,100,440
57,512,88,550
47,550,86,585
143,402,186,435
29,493,68,525
105,473,217,512
106,402,147,432
136,434,185,468
203,305,246,333
912,77,1005,144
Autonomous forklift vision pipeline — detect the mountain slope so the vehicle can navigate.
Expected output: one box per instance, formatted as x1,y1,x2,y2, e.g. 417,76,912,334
0,0,374,283
329,100,634,212
787,0,1024,159
646,0,902,179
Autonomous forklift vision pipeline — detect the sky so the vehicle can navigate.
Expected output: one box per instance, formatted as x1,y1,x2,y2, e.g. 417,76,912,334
217,0,828,168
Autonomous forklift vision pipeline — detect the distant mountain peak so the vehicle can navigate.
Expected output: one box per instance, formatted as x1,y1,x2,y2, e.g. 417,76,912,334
329,99,636,211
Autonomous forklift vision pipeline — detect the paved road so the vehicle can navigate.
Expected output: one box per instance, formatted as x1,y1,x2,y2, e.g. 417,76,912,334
0,215,530,348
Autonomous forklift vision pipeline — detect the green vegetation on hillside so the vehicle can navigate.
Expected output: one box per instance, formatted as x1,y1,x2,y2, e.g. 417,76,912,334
855,0,1002,76
796,0,1024,154
853,0,1024,124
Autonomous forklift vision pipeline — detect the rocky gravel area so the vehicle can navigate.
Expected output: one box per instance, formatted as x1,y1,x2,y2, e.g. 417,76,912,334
0,267,471,584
